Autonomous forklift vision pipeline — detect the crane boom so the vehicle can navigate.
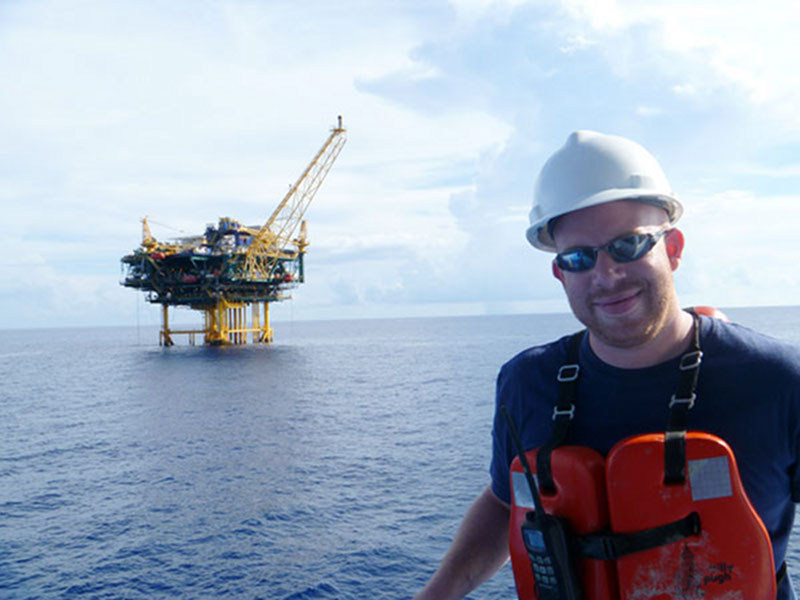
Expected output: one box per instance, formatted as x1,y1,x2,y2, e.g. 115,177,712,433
242,116,347,280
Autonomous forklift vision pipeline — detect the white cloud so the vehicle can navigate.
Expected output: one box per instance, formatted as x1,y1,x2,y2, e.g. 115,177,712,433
677,189,800,307
636,106,665,117
351,0,800,313
4,0,800,330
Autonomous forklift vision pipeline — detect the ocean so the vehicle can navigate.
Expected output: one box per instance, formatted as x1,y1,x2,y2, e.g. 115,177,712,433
3,307,800,599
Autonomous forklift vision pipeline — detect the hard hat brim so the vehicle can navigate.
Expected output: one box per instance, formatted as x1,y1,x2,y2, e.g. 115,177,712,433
526,191,683,252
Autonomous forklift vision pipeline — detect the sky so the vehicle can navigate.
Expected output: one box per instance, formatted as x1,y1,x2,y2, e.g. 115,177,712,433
3,0,800,331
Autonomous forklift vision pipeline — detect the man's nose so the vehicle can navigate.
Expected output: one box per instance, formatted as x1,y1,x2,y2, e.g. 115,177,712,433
591,249,626,282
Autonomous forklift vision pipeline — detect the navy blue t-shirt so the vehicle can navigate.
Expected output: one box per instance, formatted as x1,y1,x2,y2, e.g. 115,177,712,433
491,315,800,598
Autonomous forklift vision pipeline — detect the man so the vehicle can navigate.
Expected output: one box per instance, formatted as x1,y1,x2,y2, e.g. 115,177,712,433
414,130,800,599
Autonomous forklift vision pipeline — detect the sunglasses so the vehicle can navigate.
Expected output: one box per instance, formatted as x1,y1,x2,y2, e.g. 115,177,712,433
555,229,670,273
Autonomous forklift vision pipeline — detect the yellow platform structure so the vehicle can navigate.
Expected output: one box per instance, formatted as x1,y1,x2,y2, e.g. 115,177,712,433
159,300,274,346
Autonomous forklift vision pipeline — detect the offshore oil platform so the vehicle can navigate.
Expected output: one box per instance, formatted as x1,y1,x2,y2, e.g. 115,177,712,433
121,117,346,345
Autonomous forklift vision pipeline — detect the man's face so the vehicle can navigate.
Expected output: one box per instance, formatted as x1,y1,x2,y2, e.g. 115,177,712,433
551,200,682,349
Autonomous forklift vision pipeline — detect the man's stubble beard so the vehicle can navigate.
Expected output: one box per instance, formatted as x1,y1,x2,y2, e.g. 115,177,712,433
569,273,674,350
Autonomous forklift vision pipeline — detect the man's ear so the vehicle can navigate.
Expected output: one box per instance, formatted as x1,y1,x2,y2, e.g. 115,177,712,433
665,228,685,270
552,259,565,283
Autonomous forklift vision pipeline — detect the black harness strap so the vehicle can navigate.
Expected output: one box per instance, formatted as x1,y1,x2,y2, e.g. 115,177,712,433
664,311,703,484
539,313,703,491
578,512,700,561
536,330,584,494
532,312,707,563
777,561,787,586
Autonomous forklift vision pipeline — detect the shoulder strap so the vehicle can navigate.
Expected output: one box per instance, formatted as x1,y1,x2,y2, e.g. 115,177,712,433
537,312,703,490
536,330,584,494
664,310,703,484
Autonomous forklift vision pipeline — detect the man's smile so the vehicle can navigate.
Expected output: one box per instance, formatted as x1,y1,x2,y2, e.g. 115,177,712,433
591,287,643,315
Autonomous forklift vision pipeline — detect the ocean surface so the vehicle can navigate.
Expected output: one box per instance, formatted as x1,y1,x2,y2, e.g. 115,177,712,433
3,307,800,599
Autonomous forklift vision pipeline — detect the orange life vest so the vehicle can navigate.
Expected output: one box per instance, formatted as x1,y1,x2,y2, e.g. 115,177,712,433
508,433,776,599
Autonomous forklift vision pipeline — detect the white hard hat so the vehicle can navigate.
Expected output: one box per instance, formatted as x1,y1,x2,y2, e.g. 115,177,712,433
526,130,683,251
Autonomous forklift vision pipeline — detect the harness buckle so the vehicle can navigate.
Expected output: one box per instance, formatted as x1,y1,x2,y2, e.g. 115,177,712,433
557,364,580,382
552,404,575,421
669,393,696,410
679,350,703,371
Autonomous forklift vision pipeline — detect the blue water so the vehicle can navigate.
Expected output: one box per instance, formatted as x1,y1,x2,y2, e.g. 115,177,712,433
3,307,800,599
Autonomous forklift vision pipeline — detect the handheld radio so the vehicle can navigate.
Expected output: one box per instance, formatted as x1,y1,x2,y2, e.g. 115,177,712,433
500,405,583,600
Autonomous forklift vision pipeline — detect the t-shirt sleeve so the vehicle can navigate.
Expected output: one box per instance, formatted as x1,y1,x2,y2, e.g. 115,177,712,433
489,365,513,505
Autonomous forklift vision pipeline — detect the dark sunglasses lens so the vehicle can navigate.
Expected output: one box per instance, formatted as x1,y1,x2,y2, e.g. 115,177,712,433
607,233,655,262
556,248,596,272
